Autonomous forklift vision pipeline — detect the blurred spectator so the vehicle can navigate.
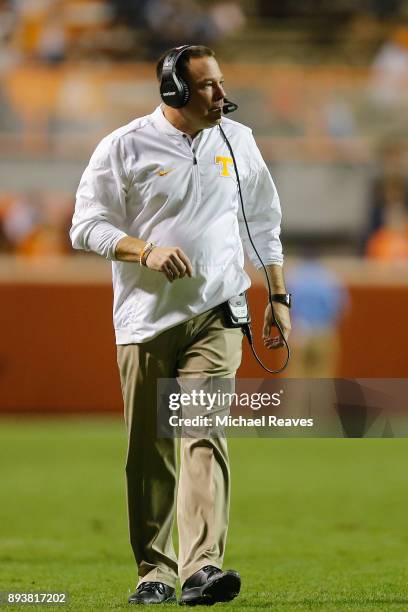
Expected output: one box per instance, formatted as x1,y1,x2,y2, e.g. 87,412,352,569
63,0,115,61
324,94,357,139
2,192,44,248
366,218,408,261
207,1,246,38
11,0,54,60
362,141,408,252
36,8,67,64
286,255,349,377
1,191,72,255
365,148,408,261
370,26,408,108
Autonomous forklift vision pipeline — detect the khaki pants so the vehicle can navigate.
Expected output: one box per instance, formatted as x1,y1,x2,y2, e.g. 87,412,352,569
117,306,243,587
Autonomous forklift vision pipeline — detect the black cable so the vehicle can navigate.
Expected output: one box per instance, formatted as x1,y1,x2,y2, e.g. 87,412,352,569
219,124,290,374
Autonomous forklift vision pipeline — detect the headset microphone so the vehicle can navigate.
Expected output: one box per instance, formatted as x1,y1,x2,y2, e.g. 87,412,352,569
222,99,238,114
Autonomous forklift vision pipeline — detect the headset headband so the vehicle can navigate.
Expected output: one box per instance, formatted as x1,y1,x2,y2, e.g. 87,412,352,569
161,45,192,83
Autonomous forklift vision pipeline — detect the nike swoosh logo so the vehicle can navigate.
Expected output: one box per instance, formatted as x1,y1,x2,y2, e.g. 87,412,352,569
157,169,174,176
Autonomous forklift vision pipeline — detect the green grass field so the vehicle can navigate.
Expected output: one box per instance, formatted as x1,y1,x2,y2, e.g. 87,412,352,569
1,417,408,611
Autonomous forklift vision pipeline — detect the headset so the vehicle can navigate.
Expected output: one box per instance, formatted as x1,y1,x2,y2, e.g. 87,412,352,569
159,45,290,373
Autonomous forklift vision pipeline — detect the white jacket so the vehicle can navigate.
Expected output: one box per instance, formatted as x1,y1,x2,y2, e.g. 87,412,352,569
70,105,283,344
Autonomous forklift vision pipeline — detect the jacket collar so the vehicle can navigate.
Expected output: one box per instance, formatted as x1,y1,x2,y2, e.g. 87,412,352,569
151,105,209,142
151,105,184,137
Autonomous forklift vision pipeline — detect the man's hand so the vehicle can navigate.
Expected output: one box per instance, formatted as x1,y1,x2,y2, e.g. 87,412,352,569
262,301,291,349
146,246,193,283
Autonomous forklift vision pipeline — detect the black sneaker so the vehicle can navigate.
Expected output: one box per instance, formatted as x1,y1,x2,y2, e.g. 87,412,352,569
128,581,177,605
180,565,241,606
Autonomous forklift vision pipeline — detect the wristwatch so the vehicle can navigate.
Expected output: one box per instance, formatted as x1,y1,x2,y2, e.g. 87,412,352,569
271,293,292,308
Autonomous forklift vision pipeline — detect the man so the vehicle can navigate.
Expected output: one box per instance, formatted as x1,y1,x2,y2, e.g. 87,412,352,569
70,45,291,606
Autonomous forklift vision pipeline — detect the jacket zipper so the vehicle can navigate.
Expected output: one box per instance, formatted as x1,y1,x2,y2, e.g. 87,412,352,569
184,135,200,204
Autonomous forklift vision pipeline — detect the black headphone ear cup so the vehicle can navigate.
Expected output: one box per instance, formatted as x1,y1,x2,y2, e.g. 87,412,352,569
159,45,192,108
160,74,190,108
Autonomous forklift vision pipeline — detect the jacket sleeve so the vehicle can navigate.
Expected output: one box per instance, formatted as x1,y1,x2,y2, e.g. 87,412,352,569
69,136,128,260
238,133,283,269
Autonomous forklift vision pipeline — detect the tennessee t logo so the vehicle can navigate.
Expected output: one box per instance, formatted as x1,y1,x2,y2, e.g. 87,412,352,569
215,156,233,177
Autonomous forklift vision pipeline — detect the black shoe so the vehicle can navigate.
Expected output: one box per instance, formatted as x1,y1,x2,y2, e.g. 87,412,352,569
128,582,177,605
180,565,241,606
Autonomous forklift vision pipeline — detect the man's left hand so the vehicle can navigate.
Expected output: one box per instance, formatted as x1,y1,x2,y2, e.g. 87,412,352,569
262,301,291,349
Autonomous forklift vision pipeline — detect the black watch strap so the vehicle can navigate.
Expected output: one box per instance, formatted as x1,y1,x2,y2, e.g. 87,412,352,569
271,293,292,308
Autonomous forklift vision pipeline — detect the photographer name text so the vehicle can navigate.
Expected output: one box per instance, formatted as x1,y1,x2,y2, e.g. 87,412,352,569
168,415,314,428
